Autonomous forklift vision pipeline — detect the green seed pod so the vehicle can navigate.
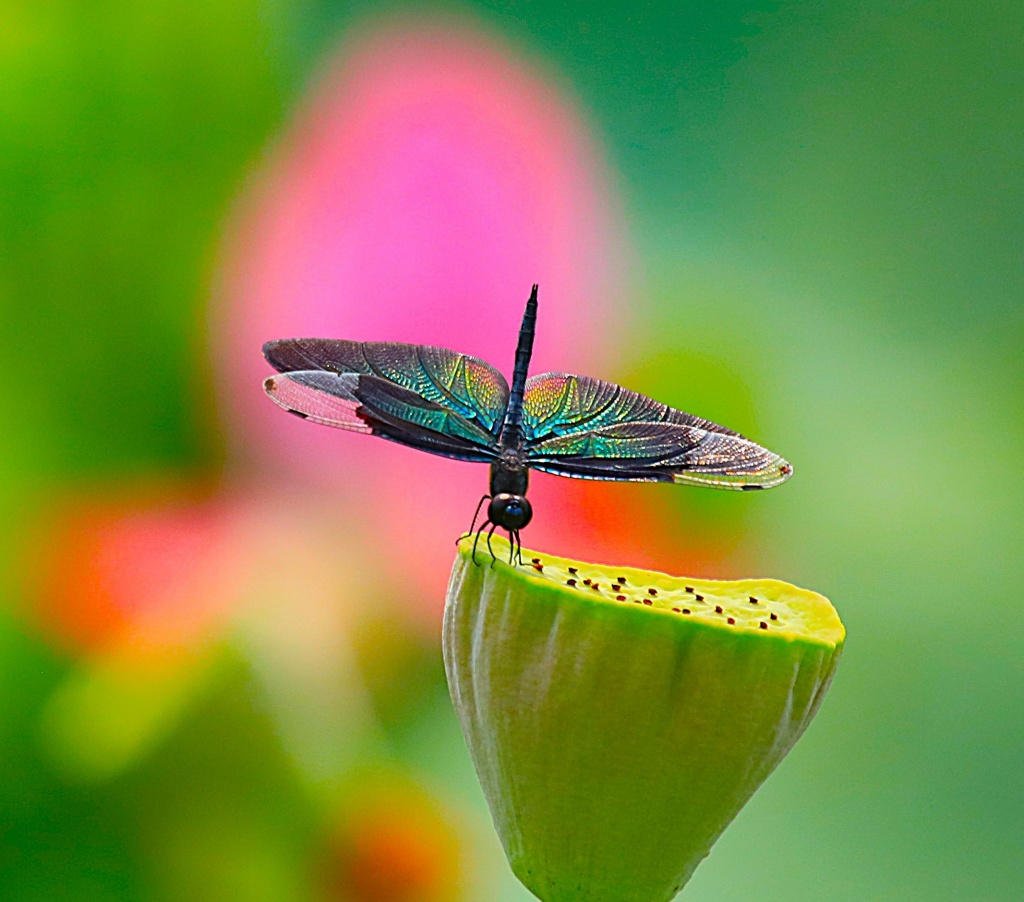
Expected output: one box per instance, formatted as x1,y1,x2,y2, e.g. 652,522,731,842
443,537,844,902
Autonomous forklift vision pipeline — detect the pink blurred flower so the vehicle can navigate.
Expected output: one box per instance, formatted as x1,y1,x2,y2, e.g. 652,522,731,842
214,16,636,592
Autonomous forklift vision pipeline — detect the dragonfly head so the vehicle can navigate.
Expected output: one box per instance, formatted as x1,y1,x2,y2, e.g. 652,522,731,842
488,493,533,531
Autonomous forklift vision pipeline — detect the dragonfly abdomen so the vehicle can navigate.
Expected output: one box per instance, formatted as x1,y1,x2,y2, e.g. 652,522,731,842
500,284,539,450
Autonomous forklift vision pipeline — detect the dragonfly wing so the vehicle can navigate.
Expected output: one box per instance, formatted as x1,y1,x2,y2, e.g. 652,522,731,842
264,370,500,463
263,339,509,438
527,421,792,489
521,373,743,444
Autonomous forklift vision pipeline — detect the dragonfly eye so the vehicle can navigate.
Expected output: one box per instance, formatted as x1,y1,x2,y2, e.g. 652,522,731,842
488,493,533,530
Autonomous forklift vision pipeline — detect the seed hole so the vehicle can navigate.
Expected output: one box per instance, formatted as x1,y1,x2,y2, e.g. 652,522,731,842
648,588,658,596
566,579,577,587
770,612,778,621
714,605,723,614
749,596,759,604
642,599,652,606
759,622,768,629
682,608,691,614
727,617,735,625
695,594,704,602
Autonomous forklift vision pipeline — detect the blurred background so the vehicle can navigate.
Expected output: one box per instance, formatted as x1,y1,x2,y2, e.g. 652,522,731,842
1,1,1021,899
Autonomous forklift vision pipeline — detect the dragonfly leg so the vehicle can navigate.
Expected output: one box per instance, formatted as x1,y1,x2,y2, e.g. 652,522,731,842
459,494,492,543
508,530,524,566
486,523,498,566
471,523,485,566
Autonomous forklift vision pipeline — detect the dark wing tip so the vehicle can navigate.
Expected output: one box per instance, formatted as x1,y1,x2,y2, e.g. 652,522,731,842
262,339,285,366
263,337,317,372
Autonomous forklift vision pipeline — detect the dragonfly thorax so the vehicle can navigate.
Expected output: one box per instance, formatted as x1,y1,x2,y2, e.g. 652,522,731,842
490,452,529,497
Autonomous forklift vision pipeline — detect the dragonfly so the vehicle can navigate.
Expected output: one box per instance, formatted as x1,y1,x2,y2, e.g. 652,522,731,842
263,285,792,564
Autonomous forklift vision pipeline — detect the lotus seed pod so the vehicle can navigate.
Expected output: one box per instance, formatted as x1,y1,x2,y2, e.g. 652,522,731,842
443,536,844,902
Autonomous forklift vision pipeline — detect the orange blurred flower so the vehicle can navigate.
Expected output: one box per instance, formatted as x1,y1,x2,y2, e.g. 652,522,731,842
24,483,239,655
318,778,465,902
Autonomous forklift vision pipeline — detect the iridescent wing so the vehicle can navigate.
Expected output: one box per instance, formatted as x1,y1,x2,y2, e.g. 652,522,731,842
263,339,510,438
522,373,743,440
264,369,500,462
522,373,791,489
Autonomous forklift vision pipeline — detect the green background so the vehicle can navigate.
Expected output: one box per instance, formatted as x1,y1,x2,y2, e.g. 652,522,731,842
1,2,1021,899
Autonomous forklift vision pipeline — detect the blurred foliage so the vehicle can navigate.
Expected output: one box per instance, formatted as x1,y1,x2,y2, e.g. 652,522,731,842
0,1,1021,901
0,0,292,479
